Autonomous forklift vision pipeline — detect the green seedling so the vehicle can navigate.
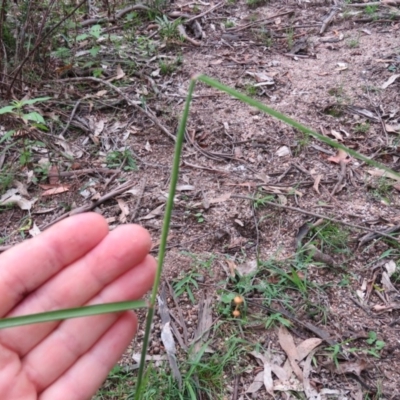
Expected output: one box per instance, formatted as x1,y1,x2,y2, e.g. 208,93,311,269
172,272,202,303
224,20,235,28
245,84,257,97
347,37,360,48
354,122,370,133
76,24,102,57
0,97,50,124
286,27,294,50
106,149,137,171
264,312,291,329
365,5,379,17
365,331,385,357
194,212,204,223
156,15,182,40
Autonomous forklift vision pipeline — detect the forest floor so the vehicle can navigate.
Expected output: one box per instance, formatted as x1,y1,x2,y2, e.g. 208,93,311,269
1,0,400,399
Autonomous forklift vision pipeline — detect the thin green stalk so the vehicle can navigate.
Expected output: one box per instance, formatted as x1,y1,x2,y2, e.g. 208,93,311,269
197,75,400,178
134,77,198,399
0,300,146,329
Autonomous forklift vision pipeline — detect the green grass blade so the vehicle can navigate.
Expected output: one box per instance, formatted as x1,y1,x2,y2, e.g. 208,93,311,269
197,75,400,178
134,77,198,400
0,300,147,329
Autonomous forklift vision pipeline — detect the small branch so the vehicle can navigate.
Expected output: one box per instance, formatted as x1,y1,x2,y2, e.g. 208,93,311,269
231,194,399,240
130,178,146,222
48,168,118,177
53,77,176,141
320,6,340,34
177,25,201,46
347,1,398,6
40,179,137,230
80,4,151,27
58,99,82,137
185,2,224,23
330,160,347,197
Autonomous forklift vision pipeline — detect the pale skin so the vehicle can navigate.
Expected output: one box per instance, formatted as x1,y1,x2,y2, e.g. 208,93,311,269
0,213,156,399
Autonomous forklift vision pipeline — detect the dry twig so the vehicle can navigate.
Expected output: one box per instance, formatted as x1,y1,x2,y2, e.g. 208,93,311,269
53,77,176,141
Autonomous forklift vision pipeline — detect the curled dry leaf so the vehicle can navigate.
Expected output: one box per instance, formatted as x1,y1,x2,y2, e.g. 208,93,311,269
139,203,165,220
116,198,130,223
41,186,70,197
49,165,59,185
0,192,36,210
313,174,322,194
330,129,344,141
327,149,350,164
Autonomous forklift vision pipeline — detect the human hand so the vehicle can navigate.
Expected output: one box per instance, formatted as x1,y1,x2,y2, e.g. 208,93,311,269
0,213,156,399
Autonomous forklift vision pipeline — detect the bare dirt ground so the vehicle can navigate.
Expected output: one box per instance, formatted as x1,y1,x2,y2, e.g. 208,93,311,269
1,0,400,399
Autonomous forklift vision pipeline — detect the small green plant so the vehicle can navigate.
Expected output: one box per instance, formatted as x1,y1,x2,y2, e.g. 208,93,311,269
76,24,102,57
156,15,182,40
0,97,50,124
326,343,341,368
159,55,182,75
33,162,51,182
106,149,137,171
347,36,360,48
194,212,204,223
245,84,257,97
264,312,291,329
173,271,202,303
309,222,350,255
365,331,385,357
354,122,370,133
136,36,157,56
224,20,235,28
369,176,393,204
364,4,378,17
253,194,275,209
286,27,294,50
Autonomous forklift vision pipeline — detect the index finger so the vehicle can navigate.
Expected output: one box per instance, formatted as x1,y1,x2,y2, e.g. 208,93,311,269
0,213,109,316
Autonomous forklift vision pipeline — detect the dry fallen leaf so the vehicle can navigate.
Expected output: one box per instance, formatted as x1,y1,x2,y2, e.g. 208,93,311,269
49,165,59,185
246,371,264,394
327,149,350,164
313,174,322,194
276,145,290,157
41,186,70,196
225,259,237,277
237,259,257,276
381,74,400,89
278,326,303,381
116,198,130,223
139,203,165,220
29,222,41,237
385,123,400,133
330,129,344,141
248,352,274,395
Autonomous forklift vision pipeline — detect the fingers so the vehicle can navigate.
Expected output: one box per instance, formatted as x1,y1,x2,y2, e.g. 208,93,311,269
0,213,109,316
39,312,137,400
22,255,156,392
0,223,153,355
